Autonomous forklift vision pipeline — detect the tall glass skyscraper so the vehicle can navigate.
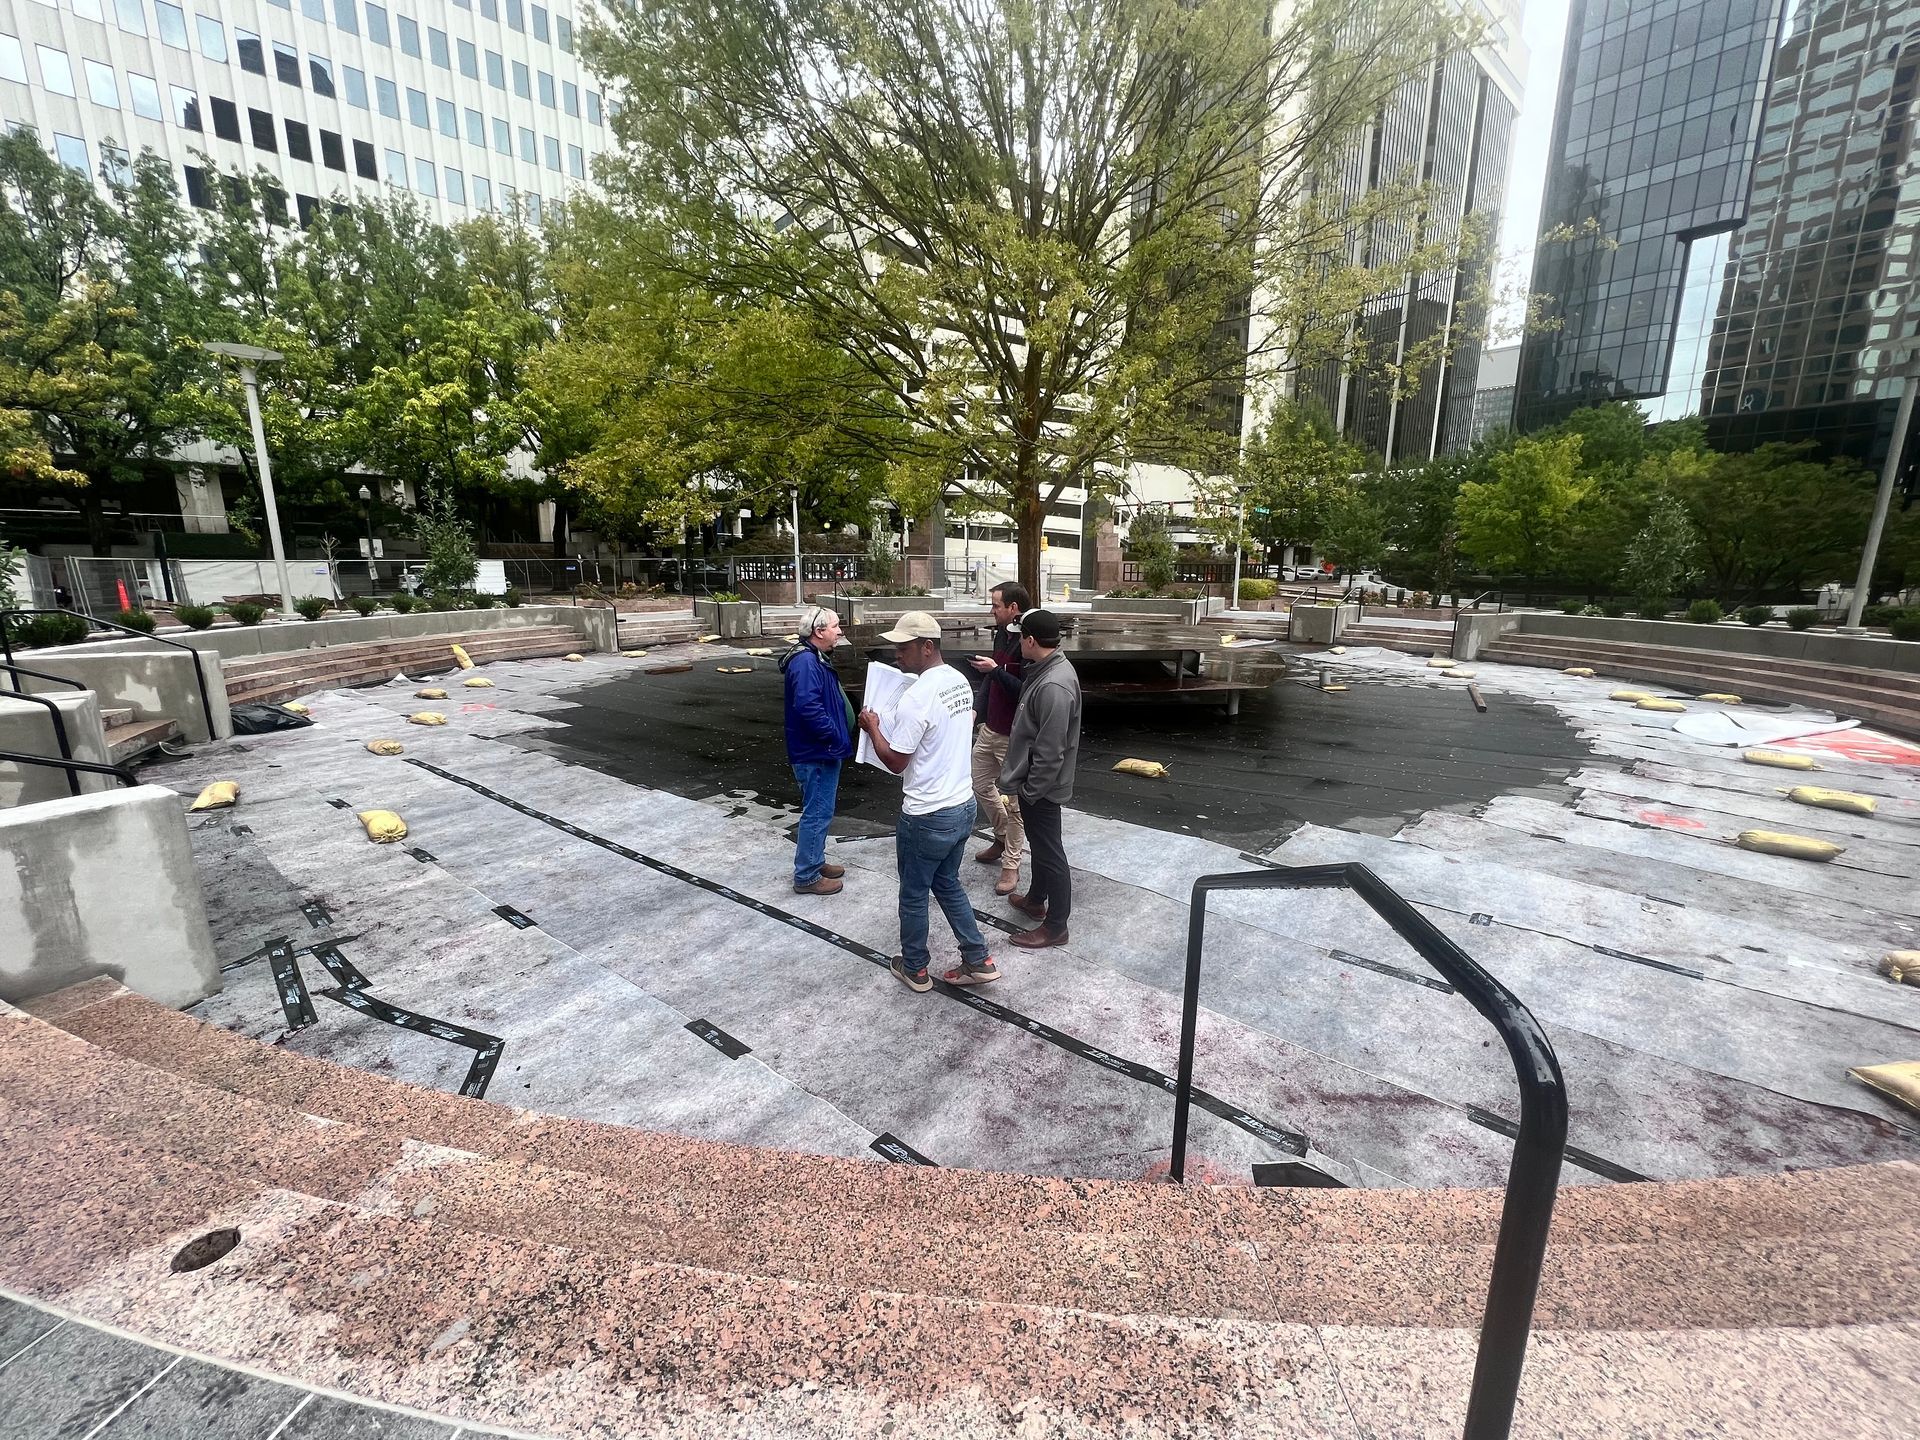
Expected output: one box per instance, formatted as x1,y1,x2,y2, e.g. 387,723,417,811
1514,0,1790,432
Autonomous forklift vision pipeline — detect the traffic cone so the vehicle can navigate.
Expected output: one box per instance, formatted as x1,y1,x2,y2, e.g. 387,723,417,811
116,579,131,613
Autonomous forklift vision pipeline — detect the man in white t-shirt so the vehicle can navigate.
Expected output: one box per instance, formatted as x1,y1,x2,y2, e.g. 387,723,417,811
856,611,998,993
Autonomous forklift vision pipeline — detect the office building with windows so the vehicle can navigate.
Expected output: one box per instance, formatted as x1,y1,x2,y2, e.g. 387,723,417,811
0,0,608,226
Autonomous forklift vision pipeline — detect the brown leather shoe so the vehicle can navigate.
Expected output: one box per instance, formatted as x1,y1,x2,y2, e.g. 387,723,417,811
819,863,845,879
1007,892,1047,918
793,876,843,895
994,866,1020,897
1008,925,1067,949
974,841,1005,865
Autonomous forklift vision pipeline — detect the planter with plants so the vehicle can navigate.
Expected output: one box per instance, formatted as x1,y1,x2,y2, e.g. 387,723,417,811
389,593,417,614
19,612,92,648
1889,615,1920,643
227,602,266,627
504,587,524,608
1091,587,1224,623
348,596,380,617
175,604,218,631
1685,599,1724,625
295,597,331,621
694,590,765,638
816,588,944,625
1739,606,1773,628
115,607,157,633
1785,607,1822,632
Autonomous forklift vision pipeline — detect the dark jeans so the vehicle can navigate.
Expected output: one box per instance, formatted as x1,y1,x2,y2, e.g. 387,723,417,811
1017,794,1071,929
792,760,841,884
895,799,990,972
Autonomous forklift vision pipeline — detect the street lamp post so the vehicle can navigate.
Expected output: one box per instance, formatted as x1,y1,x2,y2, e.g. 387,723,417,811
204,342,292,619
1231,493,1246,608
1843,368,1918,631
358,483,377,592
790,488,804,607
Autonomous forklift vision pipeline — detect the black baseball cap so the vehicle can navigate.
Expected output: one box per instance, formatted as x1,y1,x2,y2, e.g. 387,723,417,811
1021,609,1062,645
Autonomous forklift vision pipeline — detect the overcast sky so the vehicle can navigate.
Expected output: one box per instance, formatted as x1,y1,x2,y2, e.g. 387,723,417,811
1492,0,1573,339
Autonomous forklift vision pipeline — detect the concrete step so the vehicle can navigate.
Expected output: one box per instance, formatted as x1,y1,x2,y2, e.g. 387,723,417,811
219,627,583,679
100,707,134,728
104,718,179,763
220,629,584,705
1486,633,1920,701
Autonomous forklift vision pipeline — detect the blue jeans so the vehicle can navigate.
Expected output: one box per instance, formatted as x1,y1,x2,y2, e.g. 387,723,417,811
792,761,841,884
896,799,990,972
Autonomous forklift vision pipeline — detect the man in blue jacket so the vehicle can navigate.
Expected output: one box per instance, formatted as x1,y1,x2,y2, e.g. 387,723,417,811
781,604,855,895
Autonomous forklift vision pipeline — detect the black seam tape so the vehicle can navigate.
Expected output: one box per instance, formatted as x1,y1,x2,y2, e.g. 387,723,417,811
315,986,505,1100
407,846,437,863
1464,1106,1648,1182
309,942,371,992
327,798,351,809
493,904,536,929
404,758,1310,1159
1329,948,1455,994
265,936,317,1032
1591,943,1704,980
300,901,333,930
685,1018,751,1059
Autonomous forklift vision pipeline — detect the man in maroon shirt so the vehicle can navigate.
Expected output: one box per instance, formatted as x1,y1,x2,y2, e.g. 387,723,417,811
967,581,1028,896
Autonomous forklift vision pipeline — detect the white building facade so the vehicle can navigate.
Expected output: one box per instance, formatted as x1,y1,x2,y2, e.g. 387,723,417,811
0,0,609,226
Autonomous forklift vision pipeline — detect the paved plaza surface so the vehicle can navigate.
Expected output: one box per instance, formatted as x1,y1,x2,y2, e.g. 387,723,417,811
147,639,1920,1191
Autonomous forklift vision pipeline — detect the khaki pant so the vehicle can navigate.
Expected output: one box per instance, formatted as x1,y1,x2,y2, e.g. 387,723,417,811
970,726,1024,869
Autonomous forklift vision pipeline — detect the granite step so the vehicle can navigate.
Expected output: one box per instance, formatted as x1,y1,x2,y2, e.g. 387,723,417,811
220,628,584,680
1484,634,1920,701
104,717,180,764
5,996,1915,1339
221,631,585,706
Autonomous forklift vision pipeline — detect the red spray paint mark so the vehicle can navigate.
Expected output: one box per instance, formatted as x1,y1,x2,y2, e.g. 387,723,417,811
1637,808,1708,831
459,702,497,713
1784,730,1920,769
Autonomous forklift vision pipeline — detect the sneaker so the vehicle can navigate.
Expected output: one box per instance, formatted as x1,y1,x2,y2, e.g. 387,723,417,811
793,876,844,896
943,958,999,986
819,863,846,879
994,866,1020,897
890,956,932,993
974,840,1005,865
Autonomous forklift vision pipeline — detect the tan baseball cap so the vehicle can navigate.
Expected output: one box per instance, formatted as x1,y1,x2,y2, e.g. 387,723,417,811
878,611,943,642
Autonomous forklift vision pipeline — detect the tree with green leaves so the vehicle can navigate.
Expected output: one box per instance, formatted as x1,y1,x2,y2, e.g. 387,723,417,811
1219,396,1369,554
1319,486,1388,576
0,131,212,550
1454,433,1587,587
1667,441,1878,602
1617,487,1701,612
583,0,1489,597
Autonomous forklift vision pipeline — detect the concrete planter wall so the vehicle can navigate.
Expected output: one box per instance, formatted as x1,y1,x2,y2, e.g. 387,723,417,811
692,598,763,638
1452,609,1920,672
819,595,948,626
1089,596,1226,624
0,690,113,806
1288,603,1360,645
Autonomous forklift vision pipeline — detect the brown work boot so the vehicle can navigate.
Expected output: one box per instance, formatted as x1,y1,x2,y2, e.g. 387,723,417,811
1009,925,1068,950
994,866,1020,896
793,875,843,896
974,840,1005,865
819,863,845,879
1007,892,1047,919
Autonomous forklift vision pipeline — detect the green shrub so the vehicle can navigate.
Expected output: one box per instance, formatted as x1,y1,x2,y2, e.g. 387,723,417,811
294,596,330,621
114,607,157,633
227,602,266,626
1237,578,1278,604
348,595,379,617
1636,597,1670,621
503,587,524,608
1558,598,1585,615
1600,601,1628,618
1890,616,1920,642
24,612,91,648
1785,607,1820,631
1685,599,1723,625
1862,604,1916,628
174,604,217,631
389,592,416,614
1739,605,1773,628
710,590,746,604
469,591,497,608
425,590,461,612
1128,509,1177,592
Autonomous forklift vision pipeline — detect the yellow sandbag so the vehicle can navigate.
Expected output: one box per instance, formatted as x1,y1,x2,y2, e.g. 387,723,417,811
1879,952,1920,986
1329,645,1346,655
1112,758,1170,779
1735,829,1844,862
415,688,447,700
463,677,495,688
563,653,584,662
187,781,239,812
1322,683,1349,693
408,711,447,727
1698,693,1742,704
1636,698,1687,713
1426,658,1457,669
784,634,800,643
1610,689,1653,703
1448,668,1477,679
1787,785,1876,816
282,701,310,716
355,809,408,843
621,650,650,658
365,740,404,756
745,647,774,657
450,643,474,670
696,634,721,643
1562,667,1595,677
1744,748,1818,771
1848,1060,1920,1116
716,666,753,674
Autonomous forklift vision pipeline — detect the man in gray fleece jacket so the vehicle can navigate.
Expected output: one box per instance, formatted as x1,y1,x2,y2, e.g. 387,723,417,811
997,608,1081,948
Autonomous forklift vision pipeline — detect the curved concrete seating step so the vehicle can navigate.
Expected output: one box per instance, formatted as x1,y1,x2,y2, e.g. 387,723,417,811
1483,635,1920,735
221,627,586,706
6,985,1918,1435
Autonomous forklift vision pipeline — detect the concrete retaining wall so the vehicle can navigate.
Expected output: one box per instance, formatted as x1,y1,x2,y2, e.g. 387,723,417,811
0,785,221,1009
1088,596,1226,623
150,604,614,659
16,649,230,743
1288,604,1360,645
1452,612,1522,660
0,690,114,806
1450,610,1920,670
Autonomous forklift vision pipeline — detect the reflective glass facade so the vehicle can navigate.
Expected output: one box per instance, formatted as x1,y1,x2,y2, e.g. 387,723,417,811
1515,0,1788,430
1699,0,1920,472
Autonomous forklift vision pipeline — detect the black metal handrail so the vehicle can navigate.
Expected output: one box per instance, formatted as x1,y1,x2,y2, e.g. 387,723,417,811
0,748,140,791
1171,861,1567,1440
1454,589,1506,614
0,675,80,796
1,607,215,741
